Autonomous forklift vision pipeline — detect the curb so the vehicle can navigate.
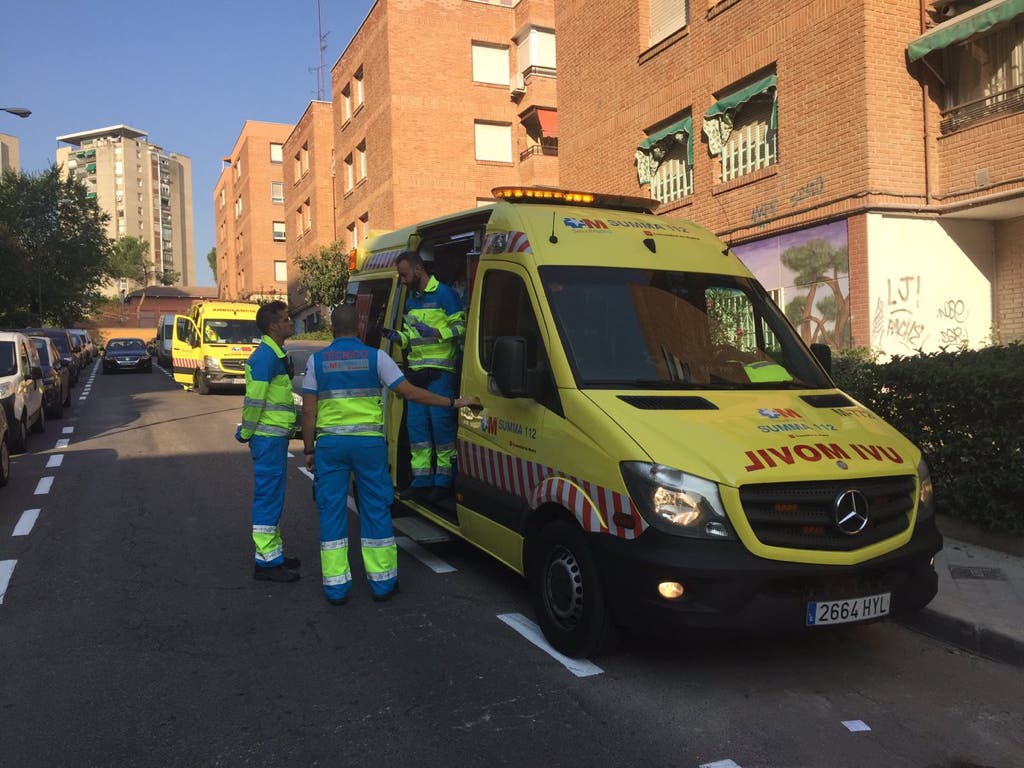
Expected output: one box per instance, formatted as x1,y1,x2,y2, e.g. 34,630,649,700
901,608,1024,668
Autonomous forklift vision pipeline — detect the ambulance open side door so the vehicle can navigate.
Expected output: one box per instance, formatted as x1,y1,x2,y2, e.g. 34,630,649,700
171,315,201,387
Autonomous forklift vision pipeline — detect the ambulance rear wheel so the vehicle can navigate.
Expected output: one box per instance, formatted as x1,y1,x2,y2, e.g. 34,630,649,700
529,518,617,659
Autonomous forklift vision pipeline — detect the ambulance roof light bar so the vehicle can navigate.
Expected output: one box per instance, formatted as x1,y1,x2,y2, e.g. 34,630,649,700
491,186,658,214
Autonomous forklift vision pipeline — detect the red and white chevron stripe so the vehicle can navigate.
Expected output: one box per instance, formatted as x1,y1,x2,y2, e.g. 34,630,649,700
457,439,646,540
482,231,533,255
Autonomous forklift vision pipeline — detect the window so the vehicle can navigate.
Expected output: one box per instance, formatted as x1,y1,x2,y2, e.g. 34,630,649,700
479,270,544,371
274,260,287,282
300,143,310,176
304,198,311,231
358,212,369,241
294,151,302,179
474,121,512,162
344,153,354,191
271,181,284,204
515,27,556,75
357,140,366,181
270,143,283,163
636,116,693,202
234,159,242,179
219,188,225,208
347,222,357,250
649,1,689,46
273,221,286,242
941,20,1024,133
234,196,243,219
295,206,304,236
354,67,364,106
345,278,393,346
342,84,352,121
703,73,777,183
472,43,510,85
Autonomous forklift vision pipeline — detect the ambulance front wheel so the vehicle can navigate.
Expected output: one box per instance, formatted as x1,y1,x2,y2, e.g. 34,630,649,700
193,370,210,395
529,518,617,659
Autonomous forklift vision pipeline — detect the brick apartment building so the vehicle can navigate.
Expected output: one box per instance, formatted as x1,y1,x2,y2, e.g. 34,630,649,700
332,0,560,255
283,101,337,332
555,0,1024,354
214,121,294,302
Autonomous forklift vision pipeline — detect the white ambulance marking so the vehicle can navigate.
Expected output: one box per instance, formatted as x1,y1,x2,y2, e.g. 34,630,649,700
34,477,54,495
55,439,70,449
842,720,871,732
700,761,743,768
62,426,74,434
497,613,604,678
13,510,39,537
298,466,315,481
0,560,16,604
396,536,456,573
46,454,64,468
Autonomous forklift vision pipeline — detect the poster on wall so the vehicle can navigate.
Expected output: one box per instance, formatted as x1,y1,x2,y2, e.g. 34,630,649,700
732,220,852,350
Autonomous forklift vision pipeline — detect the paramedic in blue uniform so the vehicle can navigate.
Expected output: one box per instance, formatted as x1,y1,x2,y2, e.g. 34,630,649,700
301,305,477,605
381,251,466,503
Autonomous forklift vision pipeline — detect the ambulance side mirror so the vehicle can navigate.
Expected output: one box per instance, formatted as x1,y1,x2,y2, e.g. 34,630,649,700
810,343,832,375
490,336,534,398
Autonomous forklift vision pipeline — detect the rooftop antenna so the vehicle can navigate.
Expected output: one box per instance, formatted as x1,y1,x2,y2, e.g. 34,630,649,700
309,0,329,100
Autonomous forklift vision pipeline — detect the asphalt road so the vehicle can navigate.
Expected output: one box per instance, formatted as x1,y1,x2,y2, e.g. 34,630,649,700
0,358,1021,768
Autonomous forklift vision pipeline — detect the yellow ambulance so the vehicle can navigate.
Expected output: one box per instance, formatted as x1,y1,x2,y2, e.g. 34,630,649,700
347,186,941,658
170,300,261,394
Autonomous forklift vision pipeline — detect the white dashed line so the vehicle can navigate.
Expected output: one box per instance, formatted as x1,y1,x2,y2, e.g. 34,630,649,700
61,426,74,434
700,761,743,768
396,536,457,573
496,613,604,677
55,439,70,449
287,452,295,458
46,454,64,468
0,560,16,604
842,720,871,732
34,477,54,495
298,466,315,481
13,510,39,537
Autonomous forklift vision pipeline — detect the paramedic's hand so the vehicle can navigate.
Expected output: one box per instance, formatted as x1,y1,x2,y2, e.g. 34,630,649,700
379,327,402,344
412,322,439,338
454,396,481,410
234,425,249,444
304,451,315,472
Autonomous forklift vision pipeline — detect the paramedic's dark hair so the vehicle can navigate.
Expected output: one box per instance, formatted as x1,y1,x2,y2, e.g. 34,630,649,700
396,251,425,270
331,305,360,336
256,300,289,334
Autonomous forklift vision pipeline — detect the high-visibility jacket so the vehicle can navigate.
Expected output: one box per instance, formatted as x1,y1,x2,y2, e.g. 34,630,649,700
398,276,465,373
310,338,385,437
241,336,297,439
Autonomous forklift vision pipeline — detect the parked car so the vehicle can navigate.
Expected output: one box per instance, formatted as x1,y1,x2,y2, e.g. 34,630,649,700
30,336,71,419
69,329,95,365
21,328,81,386
102,338,153,374
0,330,46,452
0,405,10,487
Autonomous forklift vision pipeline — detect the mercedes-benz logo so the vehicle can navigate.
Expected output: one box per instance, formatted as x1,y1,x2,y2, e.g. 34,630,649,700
834,489,869,535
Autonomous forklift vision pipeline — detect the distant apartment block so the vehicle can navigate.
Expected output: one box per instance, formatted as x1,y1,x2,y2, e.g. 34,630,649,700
333,0,559,247
284,101,336,331
56,126,195,291
214,121,293,302
0,133,19,173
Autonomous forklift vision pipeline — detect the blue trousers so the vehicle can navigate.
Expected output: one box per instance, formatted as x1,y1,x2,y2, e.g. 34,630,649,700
314,435,397,600
250,435,289,568
407,371,456,488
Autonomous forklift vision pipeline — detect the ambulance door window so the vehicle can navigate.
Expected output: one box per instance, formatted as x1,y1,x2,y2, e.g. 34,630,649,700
348,278,392,347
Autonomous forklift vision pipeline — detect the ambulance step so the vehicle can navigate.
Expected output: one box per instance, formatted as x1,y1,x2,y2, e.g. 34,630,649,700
393,516,452,544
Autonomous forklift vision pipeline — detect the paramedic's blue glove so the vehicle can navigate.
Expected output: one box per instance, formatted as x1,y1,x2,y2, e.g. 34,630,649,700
380,327,402,344
234,425,249,444
412,322,439,338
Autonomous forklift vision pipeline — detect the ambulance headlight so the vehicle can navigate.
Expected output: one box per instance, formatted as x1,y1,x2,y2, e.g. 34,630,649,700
916,458,935,524
621,462,735,539
204,356,222,371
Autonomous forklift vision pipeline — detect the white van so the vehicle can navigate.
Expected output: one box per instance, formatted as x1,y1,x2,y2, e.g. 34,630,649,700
0,331,46,452
156,314,175,367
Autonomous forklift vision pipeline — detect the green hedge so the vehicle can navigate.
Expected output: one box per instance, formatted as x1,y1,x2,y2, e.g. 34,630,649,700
832,344,1024,535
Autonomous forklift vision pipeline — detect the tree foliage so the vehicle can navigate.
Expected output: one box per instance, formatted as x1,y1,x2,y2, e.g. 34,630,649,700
107,235,151,285
294,241,350,309
206,246,218,284
781,238,850,347
0,166,110,326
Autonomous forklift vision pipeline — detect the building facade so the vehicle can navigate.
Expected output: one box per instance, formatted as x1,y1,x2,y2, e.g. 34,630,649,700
0,132,19,173
284,101,337,331
213,121,293,302
555,0,1024,353
332,0,560,250
56,126,195,291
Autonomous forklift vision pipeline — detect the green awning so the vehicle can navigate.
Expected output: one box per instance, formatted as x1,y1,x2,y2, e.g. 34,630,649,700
705,74,777,119
638,116,693,166
907,0,1024,62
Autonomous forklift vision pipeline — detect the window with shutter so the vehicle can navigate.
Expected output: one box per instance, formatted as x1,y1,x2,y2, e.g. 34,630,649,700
650,0,688,45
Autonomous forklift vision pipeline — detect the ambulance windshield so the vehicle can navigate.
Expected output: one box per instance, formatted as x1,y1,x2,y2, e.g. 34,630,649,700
539,266,832,390
204,319,261,345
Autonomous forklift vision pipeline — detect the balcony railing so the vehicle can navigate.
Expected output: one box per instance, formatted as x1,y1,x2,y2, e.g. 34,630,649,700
520,143,558,161
941,83,1024,134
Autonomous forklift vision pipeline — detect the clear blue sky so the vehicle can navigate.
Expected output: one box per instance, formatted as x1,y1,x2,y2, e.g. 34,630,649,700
0,0,377,287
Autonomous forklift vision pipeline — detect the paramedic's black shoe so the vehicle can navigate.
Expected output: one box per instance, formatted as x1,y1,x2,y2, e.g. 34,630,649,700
427,486,452,503
327,595,348,606
400,486,429,503
372,582,400,603
282,555,301,570
253,565,300,583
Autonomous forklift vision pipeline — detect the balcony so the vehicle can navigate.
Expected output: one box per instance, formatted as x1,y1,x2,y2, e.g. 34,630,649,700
520,142,558,161
941,83,1024,134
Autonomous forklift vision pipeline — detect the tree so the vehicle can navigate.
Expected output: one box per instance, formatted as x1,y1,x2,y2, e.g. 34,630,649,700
158,268,180,286
107,236,151,285
780,238,850,347
294,241,350,308
206,247,218,284
0,166,110,326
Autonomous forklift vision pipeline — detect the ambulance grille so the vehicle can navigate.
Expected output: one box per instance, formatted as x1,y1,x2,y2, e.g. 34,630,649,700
221,358,246,375
738,475,915,551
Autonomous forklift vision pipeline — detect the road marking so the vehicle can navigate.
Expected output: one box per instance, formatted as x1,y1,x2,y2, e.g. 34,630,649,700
13,510,39,537
34,477,54,495
287,452,295,458
396,536,457,573
46,454,64,468
496,613,604,677
78,396,87,401
62,426,74,434
55,439,70,449
0,560,16,604
842,720,871,732
700,761,743,768
298,466,315,481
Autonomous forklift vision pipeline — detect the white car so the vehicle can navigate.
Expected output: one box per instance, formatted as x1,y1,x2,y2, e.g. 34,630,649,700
0,331,46,452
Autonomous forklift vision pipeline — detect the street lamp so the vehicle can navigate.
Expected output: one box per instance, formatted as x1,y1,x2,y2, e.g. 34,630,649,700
0,107,31,118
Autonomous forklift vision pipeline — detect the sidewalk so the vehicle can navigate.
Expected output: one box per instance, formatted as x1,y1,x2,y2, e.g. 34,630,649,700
901,518,1024,667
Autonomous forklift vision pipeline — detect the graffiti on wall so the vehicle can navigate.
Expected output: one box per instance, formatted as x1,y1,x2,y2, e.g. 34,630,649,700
871,275,972,351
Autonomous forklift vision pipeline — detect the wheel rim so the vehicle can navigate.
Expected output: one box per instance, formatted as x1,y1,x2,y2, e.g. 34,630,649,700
543,544,584,630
